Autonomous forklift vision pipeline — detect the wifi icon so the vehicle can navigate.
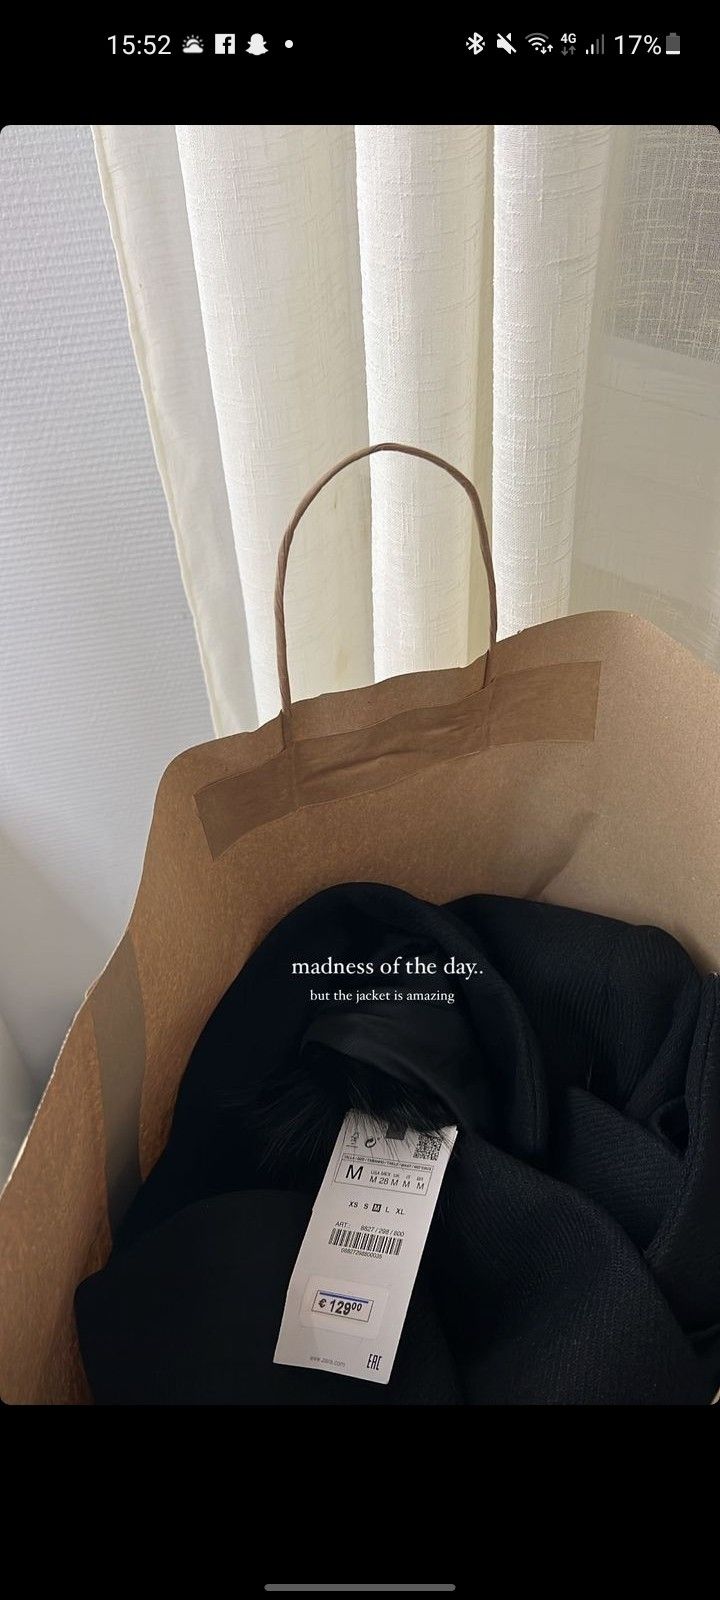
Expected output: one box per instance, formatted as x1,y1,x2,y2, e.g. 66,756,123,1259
526,32,552,52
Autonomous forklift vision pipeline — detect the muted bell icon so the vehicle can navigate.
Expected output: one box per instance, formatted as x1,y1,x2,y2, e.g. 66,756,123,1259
246,33,268,54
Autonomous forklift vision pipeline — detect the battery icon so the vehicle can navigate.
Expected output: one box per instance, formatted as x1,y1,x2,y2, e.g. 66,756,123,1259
665,33,680,53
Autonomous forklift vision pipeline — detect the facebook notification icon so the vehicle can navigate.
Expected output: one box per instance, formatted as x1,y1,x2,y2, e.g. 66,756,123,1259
215,34,236,53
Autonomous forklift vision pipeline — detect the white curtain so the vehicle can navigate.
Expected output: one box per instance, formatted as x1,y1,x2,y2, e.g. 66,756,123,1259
94,123,720,734
1,124,215,1172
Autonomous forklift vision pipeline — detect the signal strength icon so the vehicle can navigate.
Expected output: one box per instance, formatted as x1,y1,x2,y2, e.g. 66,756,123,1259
585,34,604,53
526,32,551,52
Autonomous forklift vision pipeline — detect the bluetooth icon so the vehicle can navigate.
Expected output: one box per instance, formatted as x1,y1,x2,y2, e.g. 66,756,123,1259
466,32,485,54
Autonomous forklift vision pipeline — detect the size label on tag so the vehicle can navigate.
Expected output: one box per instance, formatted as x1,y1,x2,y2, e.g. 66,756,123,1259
273,1112,456,1385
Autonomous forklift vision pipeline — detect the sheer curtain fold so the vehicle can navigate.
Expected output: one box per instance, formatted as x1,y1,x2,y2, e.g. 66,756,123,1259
93,124,720,730
492,124,612,635
93,124,256,735
175,123,373,724
355,124,492,677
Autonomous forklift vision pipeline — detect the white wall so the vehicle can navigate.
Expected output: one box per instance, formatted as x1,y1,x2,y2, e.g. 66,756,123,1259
0,125,213,1085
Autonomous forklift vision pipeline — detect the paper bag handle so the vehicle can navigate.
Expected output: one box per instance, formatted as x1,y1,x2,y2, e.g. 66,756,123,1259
274,442,497,725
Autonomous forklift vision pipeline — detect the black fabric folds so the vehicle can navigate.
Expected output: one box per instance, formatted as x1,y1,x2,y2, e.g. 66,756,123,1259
75,885,720,1406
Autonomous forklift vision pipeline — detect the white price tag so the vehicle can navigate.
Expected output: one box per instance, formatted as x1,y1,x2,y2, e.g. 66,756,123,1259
274,1111,456,1385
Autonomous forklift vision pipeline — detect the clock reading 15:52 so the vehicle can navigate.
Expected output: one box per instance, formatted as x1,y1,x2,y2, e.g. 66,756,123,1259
107,35,171,54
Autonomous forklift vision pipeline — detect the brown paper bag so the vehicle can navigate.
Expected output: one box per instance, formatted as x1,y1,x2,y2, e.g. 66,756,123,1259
2,442,719,1405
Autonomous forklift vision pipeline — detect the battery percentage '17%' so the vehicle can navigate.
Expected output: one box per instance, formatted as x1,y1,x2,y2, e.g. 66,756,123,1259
615,34,662,52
